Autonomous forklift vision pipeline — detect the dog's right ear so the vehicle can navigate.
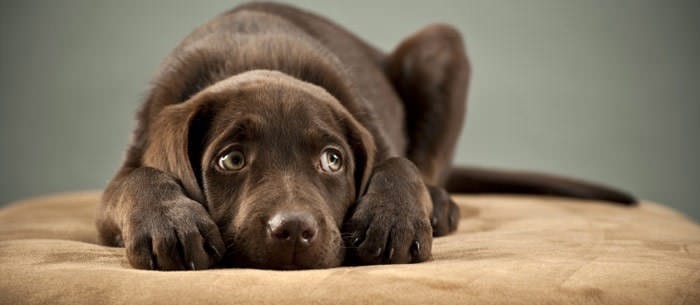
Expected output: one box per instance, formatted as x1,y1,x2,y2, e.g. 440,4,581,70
142,100,214,204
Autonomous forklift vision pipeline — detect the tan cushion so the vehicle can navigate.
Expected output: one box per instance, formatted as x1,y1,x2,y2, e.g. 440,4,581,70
1,191,699,305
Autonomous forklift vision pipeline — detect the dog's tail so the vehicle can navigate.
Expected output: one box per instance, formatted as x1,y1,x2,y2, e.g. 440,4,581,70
444,166,637,205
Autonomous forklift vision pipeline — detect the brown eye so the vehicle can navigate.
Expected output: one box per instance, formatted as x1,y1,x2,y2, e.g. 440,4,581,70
218,150,245,171
320,148,343,172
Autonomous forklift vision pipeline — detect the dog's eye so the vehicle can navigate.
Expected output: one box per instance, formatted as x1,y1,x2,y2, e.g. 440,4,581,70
320,148,343,172
218,150,246,171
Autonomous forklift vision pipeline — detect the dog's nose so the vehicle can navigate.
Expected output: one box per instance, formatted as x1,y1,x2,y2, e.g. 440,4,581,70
267,212,318,247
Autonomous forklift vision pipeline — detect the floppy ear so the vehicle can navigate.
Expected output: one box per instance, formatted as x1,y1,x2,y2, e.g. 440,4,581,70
343,116,376,199
142,101,213,204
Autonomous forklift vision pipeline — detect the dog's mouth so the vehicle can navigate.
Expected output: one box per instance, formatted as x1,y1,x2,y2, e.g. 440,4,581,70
218,225,344,270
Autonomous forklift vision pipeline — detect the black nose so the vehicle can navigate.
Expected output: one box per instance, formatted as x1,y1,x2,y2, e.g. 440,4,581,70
267,212,319,247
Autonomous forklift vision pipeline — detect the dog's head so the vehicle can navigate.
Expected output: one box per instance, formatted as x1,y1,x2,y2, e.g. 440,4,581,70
142,70,375,269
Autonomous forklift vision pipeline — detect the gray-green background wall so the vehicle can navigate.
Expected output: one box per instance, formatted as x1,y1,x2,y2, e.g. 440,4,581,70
1,1,698,220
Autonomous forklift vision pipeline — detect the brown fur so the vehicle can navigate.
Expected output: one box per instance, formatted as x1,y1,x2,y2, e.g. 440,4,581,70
97,2,635,271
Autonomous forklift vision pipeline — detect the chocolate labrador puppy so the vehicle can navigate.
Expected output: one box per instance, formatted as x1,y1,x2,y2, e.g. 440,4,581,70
96,2,635,271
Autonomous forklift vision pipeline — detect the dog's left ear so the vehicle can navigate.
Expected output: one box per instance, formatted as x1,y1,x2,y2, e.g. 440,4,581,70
142,100,214,204
342,115,376,199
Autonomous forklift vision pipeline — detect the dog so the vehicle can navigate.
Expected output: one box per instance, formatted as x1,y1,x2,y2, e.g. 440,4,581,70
96,2,635,271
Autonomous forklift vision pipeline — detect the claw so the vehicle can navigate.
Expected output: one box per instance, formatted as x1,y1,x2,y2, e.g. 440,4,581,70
149,255,157,270
410,240,421,258
189,261,196,270
374,247,383,257
352,234,362,246
388,247,395,260
207,243,222,260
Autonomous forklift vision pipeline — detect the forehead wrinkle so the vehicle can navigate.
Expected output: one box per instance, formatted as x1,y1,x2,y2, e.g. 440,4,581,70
214,112,265,142
303,125,345,148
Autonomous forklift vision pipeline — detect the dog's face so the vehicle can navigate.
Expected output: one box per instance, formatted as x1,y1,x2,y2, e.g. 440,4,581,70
145,70,375,269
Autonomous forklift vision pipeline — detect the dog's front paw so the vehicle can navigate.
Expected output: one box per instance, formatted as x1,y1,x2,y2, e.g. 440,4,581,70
344,192,433,265
428,186,460,236
123,198,225,271
343,158,433,265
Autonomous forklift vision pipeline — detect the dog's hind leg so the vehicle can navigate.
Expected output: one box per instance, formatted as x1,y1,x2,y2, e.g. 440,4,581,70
386,24,471,187
386,24,470,236
385,25,636,208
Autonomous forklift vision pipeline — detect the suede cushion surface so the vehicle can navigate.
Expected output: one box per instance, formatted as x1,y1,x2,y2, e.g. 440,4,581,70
0,191,698,305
